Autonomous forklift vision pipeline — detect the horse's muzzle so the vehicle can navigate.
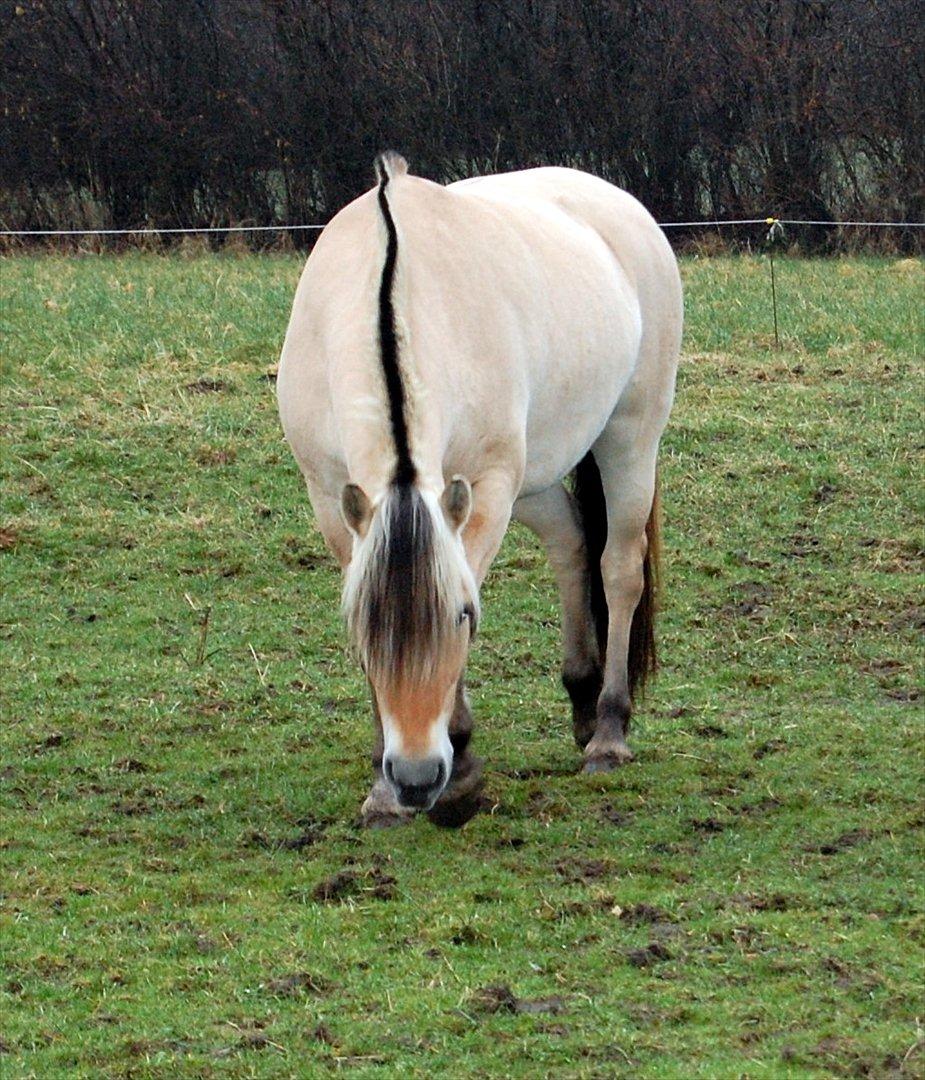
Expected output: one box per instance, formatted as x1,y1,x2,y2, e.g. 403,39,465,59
384,755,448,810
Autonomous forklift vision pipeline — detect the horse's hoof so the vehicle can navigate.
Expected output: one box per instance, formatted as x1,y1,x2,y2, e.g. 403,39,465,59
572,722,595,750
359,785,415,829
582,746,635,773
361,808,415,829
426,754,485,828
426,788,485,828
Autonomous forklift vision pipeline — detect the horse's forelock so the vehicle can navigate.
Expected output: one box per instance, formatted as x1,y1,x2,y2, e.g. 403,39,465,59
343,485,471,687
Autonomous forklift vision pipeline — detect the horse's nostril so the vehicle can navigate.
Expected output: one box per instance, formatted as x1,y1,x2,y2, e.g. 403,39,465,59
383,758,396,785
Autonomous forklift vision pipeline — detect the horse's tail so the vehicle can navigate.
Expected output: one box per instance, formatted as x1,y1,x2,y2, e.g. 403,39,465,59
573,453,609,669
573,455,659,702
628,481,660,700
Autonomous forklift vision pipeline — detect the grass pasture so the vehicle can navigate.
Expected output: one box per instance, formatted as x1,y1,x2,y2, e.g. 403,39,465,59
1,252,923,1079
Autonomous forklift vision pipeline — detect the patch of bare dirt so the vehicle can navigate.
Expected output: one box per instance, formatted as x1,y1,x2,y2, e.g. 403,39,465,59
753,738,786,760
625,941,672,968
600,803,634,826
731,892,790,912
689,816,727,834
472,985,567,1015
619,903,672,925
807,828,873,855
884,687,922,703
311,864,397,902
34,732,65,752
782,531,823,559
720,581,774,619
694,723,728,738
195,446,237,467
500,764,576,780
262,971,327,997
185,377,230,393
887,605,925,632
113,758,150,774
553,858,611,883
0,527,20,551
282,537,324,569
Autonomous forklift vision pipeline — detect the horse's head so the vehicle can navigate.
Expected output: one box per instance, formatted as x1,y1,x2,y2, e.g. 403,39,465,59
341,478,478,809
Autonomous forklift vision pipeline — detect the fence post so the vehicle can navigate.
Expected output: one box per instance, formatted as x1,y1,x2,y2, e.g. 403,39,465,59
765,218,783,349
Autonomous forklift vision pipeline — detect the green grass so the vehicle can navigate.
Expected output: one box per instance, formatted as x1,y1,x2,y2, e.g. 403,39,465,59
1,253,923,1079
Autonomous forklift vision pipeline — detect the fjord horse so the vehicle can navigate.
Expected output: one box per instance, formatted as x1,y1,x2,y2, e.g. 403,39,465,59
277,153,682,826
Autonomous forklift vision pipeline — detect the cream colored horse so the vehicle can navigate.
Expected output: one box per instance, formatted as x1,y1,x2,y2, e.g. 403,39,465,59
277,153,682,826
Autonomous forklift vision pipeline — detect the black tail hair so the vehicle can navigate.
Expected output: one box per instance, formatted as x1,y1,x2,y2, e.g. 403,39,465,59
572,453,660,701
373,151,415,486
573,453,609,665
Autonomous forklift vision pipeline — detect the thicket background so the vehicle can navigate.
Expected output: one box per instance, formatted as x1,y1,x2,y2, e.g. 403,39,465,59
2,0,923,247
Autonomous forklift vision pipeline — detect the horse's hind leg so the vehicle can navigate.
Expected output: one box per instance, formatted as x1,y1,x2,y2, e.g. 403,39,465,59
582,421,661,772
513,484,602,748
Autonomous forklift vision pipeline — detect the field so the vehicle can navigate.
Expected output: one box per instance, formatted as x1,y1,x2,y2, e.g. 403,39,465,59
1,252,923,1079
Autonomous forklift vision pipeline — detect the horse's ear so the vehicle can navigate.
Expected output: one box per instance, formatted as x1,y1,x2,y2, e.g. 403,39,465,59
341,483,373,538
441,475,472,533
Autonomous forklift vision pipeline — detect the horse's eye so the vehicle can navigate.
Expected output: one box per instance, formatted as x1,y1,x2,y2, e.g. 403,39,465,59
459,604,474,628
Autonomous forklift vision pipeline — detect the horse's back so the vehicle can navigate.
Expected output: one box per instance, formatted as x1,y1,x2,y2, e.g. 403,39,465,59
447,167,681,491
280,165,681,499
451,166,681,352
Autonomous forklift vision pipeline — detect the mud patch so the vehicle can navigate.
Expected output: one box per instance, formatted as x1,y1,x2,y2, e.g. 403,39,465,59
195,446,237,467
35,732,65,752
720,581,774,619
262,971,327,997
185,377,229,394
619,903,671,926
600,803,634,826
472,985,567,1015
807,828,873,855
553,858,611,883
113,758,150,774
279,827,325,851
282,537,324,570
0,527,20,551
753,738,786,760
689,816,727,834
887,605,925,632
782,531,822,559
731,892,789,912
310,865,397,902
500,764,577,780
625,941,672,968
884,687,922,703
694,723,728,739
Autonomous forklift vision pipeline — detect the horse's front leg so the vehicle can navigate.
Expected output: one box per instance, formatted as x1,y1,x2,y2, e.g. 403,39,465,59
359,684,416,828
426,679,484,827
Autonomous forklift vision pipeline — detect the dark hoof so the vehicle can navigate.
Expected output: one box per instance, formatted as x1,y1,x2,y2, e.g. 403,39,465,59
361,809,415,829
564,670,602,750
582,747,635,773
426,754,484,829
572,716,596,750
426,789,485,828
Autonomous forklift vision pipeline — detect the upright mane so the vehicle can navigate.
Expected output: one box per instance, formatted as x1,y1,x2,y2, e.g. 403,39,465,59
341,154,477,687
373,150,415,487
